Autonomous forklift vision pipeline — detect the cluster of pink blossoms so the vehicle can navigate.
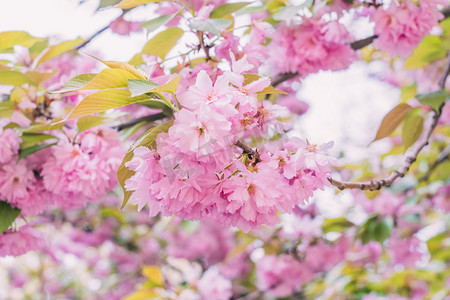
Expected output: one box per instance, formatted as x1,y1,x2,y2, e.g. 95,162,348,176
0,124,124,256
125,56,334,232
370,0,445,57
268,18,356,76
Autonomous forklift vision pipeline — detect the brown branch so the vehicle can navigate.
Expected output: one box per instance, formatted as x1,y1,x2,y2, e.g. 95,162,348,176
350,35,377,50
328,52,450,191
197,31,212,61
76,10,129,51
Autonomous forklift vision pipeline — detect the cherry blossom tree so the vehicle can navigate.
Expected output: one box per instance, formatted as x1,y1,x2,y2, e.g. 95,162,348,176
0,0,449,299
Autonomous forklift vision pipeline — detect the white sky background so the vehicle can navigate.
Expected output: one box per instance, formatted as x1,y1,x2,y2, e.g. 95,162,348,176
0,0,401,215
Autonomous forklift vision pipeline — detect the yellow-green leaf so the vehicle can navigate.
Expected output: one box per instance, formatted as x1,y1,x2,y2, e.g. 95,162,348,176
118,120,173,208
210,2,250,18
402,109,424,151
372,103,413,142
243,73,261,85
142,265,164,286
116,0,159,9
148,75,180,94
256,85,287,95
36,38,85,66
26,70,58,86
20,132,58,149
81,68,143,90
53,73,97,93
0,70,33,86
141,14,178,34
66,89,157,120
142,28,184,59
404,35,447,69
0,31,45,52
400,84,417,103
122,289,159,300
101,60,146,80
77,116,108,132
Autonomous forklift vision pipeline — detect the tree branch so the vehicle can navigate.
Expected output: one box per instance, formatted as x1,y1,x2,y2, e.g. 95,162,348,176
234,140,261,164
328,52,450,191
197,31,212,61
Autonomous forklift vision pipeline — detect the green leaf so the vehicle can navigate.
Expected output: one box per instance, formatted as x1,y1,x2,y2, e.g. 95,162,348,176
402,109,424,151
26,70,58,86
35,38,85,66
243,73,261,85
427,233,450,261
115,0,160,9
256,85,287,95
360,216,391,244
53,73,97,93
118,120,173,209
273,0,313,21
142,28,184,59
416,90,450,112
404,35,447,69
210,2,251,18
0,100,14,118
0,201,20,234
0,70,33,86
98,0,121,9
18,142,57,160
22,119,64,133
372,220,391,244
400,84,417,103
189,18,232,36
128,79,158,97
77,116,108,132
141,14,178,34
100,207,125,224
20,132,58,149
66,89,159,120
0,31,45,52
322,217,354,233
372,103,413,142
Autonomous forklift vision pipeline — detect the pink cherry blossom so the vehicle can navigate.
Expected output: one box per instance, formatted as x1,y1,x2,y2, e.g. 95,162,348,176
110,16,143,35
0,128,21,163
268,18,356,76
370,0,444,57
0,225,45,257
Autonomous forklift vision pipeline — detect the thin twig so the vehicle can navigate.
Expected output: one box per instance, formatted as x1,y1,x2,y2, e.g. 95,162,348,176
76,10,128,51
419,145,450,182
75,24,110,50
328,52,450,191
114,112,167,131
